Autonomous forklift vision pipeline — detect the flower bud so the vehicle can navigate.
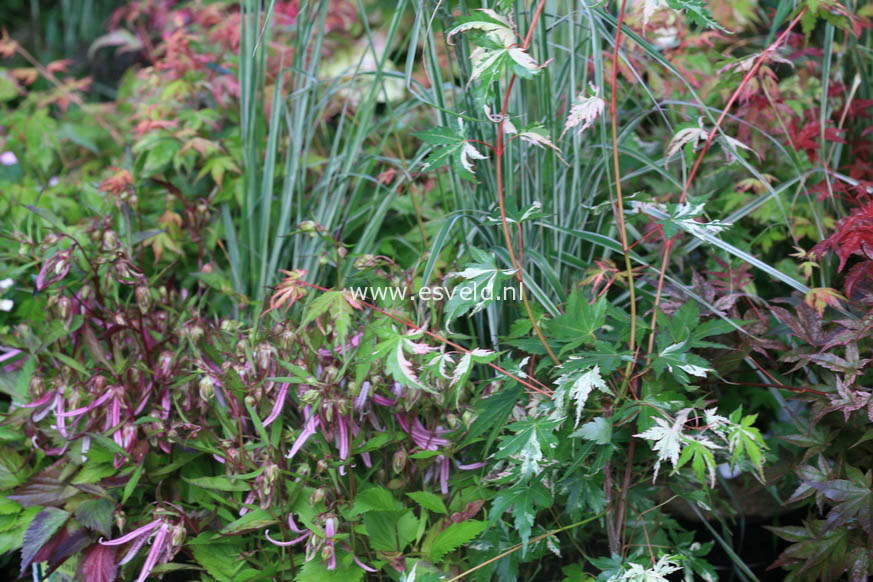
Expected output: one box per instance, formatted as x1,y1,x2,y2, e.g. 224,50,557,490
305,536,320,562
301,390,320,405
309,487,325,505
198,376,215,400
102,230,120,251
445,413,460,429
323,367,339,384
353,254,377,269
255,343,276,374
157,351,174,378
135,286,151,314
36,248,71,291
29,374,45,396
170,522,186,547
315,459,328,474
57,296,73,331
182,321,205,342
392,448,408,474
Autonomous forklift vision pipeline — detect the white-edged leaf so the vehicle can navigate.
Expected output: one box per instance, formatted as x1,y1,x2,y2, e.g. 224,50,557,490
460,142,488,174
451,348,496,386
507,47,540,73
560,88,606,138
634,409,691,481
447,10,515,47
552,365,611,428
517,126,567,164
666,126,708,158
470,47,507,82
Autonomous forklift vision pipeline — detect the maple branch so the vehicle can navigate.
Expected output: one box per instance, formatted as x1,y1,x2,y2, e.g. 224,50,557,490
494,0,560,365
609,0,638,395
646,8,808,359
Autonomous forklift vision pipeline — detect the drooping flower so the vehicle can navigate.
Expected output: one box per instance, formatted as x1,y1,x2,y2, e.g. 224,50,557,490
265,513,376,573
99,515,185,582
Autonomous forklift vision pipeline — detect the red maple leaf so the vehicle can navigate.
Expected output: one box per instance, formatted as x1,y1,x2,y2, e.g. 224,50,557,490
787,118,846,163
812,201,873,271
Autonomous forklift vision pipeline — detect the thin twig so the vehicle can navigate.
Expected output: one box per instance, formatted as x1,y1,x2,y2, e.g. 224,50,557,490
609,0,638,401
646,9,808,359
494,0,561,365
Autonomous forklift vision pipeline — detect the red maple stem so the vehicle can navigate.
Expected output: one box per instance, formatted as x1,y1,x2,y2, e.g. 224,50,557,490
679,8,808,203
494,0,560,365
647,8,810,358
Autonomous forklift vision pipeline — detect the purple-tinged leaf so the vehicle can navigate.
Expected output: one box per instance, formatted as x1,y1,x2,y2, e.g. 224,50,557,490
45,528,91,573
76,543,118,582
75,498,115,537
20,507,70,573
8,467,79,507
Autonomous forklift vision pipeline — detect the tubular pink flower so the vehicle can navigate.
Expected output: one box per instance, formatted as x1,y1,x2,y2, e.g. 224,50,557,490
33,437,68,456
341,543,378,572
372,393,397,406
239,492,256,515
265,530,310,547
353,381,370,412
455,461,486,470
287,513,306,534
409,418,450,449
100,519,161,546
55,396,67,437
367,409,383,432
337,416,349,461
286,409,320,460
56,389,113,417
324,517,336,539
136,522,169,582
159,389,170,419
18,391,56,409
106,395,121,432
0,347,21,364
32,399,56,422
118,530,151,566
263,383,289,427
438,455,450,495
